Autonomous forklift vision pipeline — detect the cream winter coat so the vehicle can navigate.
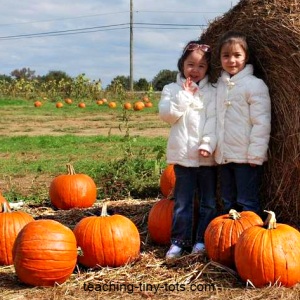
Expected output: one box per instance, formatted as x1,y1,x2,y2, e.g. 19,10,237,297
159,74,216,167
215,64,271,165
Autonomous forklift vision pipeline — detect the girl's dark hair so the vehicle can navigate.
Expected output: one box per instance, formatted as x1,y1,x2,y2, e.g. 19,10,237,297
216,30,251,64
177,40,212,79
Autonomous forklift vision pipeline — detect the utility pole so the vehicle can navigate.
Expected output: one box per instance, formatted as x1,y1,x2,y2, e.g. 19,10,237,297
129,0,133,91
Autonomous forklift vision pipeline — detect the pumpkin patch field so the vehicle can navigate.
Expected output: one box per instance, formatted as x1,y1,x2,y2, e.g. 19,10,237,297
0,98,299,300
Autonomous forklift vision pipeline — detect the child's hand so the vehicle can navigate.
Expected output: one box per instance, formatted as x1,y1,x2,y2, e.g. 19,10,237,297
183,77,198,95
200,150,210,157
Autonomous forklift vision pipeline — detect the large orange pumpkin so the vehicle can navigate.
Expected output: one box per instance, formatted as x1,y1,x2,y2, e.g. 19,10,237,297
147,197,200,246
13,219,77,286
235,210,300,287
49,164,97,210
73,201,140,268
0,203,34,265
148,198,174,245
204,209,263,268
160,164,175,198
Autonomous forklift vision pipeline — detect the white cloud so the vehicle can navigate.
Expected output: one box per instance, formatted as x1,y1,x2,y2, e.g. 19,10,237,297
0,0,239,87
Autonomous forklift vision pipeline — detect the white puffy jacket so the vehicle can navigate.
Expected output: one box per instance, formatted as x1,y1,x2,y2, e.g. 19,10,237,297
215,64,271,165
159,74,217,167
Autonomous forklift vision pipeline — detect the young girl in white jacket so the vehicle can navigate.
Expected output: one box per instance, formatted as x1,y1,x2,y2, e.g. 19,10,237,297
159,40,217,259
215,31,271,215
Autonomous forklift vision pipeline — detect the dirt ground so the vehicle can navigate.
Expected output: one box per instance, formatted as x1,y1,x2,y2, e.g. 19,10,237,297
0,112,170,137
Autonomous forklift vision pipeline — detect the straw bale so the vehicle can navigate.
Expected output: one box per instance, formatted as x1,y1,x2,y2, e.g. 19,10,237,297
200,0,300,227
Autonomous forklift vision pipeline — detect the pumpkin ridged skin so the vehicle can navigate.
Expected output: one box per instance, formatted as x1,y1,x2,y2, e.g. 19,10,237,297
49,164,97,210
148,198,174,245
235,212,300,287
0,204,34,265
73,203,140,268
204,210,263,268
13,219,78,287
160,165,175,198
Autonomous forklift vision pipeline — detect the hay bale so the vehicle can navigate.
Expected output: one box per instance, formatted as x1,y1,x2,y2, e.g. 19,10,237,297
200,0,300,227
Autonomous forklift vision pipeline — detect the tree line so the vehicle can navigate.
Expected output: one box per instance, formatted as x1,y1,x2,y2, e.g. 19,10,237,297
0,68,177,93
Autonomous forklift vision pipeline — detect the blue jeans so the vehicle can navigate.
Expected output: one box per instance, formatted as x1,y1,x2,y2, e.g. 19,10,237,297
220,163,263,215
171,165,217,248
196,166,218,243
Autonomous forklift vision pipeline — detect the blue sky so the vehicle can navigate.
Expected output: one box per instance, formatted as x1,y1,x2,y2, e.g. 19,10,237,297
0,1,239,87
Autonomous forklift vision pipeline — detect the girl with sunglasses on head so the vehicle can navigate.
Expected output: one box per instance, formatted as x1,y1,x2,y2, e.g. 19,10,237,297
215,30,271,216
159,40,217,260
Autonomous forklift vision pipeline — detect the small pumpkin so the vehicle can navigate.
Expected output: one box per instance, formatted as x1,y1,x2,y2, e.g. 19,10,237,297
49,164,97,210
133,101,145,111
235,210,300,287
13,219,78,286
148,198,174,245
73,201,140,268
34,101,42,107
144,102,153,108
160,164,175,199
0,203,34,265
64,98,72,104
142,95,150,102
56,102,63,108
123,102,132,110
78,102,86,108
108,101,117,108
204,209,263,268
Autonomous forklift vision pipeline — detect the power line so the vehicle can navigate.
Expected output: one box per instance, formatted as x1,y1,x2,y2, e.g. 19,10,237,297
0,22,207,40
0,10,224,27
0,23,129,40
135,10,225,14
135,22,205,27
0,11,129,27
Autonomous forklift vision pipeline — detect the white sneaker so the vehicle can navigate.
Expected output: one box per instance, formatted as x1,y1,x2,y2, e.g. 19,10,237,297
192,242,205,254
166,244,183,259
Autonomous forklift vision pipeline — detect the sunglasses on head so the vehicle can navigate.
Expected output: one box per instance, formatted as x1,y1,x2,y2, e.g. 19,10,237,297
183,43,211,54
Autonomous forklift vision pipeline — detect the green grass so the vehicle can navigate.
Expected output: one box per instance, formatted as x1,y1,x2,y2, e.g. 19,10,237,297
0,135,166,175
0,134,167,202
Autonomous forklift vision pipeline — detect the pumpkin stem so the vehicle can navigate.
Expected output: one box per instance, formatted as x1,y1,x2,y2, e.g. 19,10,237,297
228,209,241,220
66,163,76,175
101,201,110,217
0,202,12,213
263,210,277,229
77,246,84,256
